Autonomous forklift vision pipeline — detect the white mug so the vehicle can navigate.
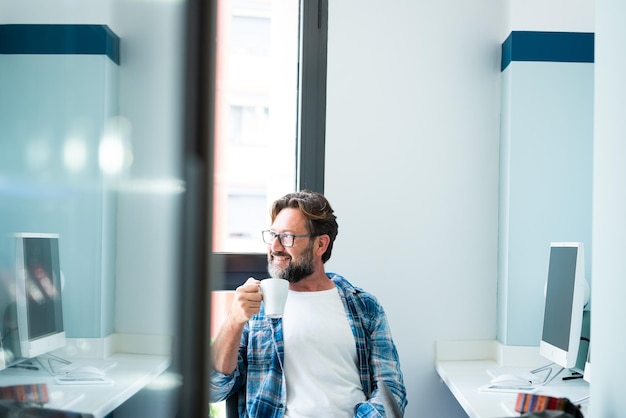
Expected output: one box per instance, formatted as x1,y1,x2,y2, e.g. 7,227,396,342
259,278,289,318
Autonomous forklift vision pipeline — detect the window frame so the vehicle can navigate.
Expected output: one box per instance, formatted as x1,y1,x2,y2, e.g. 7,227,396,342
297,0,328,193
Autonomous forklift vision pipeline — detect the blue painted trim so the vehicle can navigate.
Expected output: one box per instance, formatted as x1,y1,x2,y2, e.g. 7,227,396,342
501,31,594,71
0,24,120,65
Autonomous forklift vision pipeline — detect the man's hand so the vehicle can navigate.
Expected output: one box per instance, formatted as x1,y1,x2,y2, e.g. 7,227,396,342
229,277,263,325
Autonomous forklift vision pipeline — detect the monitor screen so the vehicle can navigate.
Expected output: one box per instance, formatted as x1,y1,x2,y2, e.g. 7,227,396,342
14,233,66,360
539,242,588,369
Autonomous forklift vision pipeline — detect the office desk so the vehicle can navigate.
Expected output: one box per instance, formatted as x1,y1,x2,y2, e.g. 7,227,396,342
0,352,171,418
435,340,589,418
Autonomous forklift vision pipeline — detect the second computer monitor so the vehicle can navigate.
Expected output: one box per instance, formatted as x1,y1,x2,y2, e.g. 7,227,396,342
539,242,589,370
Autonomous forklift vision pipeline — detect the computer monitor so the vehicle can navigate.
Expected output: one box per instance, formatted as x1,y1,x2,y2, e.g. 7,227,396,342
539,242,589,370
12,233,66,361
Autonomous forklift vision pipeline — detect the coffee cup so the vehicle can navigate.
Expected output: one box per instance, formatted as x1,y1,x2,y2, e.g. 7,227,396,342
259,278,289,318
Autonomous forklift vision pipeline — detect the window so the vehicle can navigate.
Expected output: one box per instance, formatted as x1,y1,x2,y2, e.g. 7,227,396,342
212,0,327,258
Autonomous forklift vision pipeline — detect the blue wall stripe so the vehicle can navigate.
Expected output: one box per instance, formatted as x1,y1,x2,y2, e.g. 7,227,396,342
501,31,594,71
0,24,120,65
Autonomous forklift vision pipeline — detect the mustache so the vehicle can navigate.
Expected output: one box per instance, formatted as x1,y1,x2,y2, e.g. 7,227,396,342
271,251,291,259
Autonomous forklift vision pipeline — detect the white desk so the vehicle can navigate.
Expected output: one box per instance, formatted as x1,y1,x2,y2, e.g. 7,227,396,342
0,353,171,418
435,340,589,418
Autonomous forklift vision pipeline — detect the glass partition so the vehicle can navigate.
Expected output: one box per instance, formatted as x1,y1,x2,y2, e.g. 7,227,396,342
0,26,121,337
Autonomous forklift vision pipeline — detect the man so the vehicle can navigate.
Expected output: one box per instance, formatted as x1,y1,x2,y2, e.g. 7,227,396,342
210,190,407,417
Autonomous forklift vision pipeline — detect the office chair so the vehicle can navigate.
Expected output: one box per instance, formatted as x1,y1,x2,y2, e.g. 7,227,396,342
224,391,239,418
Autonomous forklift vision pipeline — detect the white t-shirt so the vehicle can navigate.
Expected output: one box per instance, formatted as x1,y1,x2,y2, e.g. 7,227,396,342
282,288,366,418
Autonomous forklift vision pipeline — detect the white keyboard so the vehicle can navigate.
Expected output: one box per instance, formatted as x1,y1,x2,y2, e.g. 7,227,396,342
54,376,114,385
480,383,540,394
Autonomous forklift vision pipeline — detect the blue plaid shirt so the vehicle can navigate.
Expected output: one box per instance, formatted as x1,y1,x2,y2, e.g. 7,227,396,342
210,273,407,417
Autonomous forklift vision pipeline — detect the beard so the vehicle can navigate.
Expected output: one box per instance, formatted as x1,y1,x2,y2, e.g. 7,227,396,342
268,241,315,284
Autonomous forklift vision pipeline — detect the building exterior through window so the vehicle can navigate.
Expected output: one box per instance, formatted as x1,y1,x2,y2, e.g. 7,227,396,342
213,0,300,254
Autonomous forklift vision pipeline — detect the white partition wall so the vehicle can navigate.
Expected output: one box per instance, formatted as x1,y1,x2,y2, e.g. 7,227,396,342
497,31,594,346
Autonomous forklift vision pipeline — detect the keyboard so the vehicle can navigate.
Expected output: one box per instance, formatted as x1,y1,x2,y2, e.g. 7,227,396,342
480,383,541,394
54,376,114,385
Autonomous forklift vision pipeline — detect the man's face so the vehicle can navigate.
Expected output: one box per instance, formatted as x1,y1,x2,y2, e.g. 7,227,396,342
267,208,315,283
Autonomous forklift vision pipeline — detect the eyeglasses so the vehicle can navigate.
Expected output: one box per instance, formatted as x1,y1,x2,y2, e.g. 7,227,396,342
262,230,314,247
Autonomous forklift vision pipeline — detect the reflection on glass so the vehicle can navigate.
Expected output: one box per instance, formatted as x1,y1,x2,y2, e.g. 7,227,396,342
63,136,88,173
99,117,133,175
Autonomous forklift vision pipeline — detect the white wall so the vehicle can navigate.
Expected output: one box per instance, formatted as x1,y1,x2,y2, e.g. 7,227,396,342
325,1,504,416
590,1,626,416
509,0,594,32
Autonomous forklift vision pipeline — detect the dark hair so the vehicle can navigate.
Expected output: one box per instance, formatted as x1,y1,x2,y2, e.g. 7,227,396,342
270,190,338,263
